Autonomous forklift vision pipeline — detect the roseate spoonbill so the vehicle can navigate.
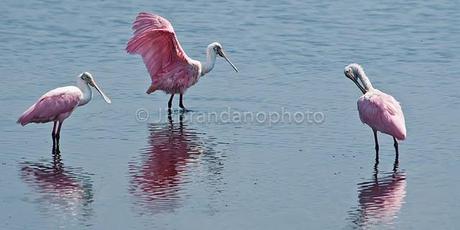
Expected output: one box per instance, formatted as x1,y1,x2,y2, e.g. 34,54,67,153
344,64,406,158
17,72,111,149
126,12,238,110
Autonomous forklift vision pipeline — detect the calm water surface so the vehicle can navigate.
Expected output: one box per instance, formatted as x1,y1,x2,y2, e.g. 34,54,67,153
1,0,459,229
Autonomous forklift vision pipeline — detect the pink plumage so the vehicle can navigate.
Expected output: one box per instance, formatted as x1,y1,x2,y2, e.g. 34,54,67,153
358,90,407,140
126,12,200,95
344,63,407,155
17,86,82,126
17,72,111,150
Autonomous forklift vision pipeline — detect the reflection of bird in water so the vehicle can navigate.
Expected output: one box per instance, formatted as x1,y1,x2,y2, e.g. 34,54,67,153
348,160,406,229
20,152,93,224
129,112,221,214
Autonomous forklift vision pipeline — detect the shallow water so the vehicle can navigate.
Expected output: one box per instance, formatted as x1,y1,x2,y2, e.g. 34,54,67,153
1,0,460,229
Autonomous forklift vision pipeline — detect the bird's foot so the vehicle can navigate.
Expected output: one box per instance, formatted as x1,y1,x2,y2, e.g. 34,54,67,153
179,104,191,112
180,108,192,113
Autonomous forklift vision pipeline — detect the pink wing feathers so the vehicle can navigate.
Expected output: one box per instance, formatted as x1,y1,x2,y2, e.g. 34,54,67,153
357,91,406,140
17,87,82,126
126,12,199,94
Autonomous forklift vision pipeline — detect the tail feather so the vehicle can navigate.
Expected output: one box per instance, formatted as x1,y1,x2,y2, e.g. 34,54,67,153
146,84,157,94
17,105,36,126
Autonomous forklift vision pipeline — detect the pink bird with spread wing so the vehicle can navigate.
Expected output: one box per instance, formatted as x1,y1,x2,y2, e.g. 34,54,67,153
17,72,111,151
344,64,406,158
126,12,238,110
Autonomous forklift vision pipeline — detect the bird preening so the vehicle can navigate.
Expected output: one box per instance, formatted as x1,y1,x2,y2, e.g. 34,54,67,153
126,12,238,111
17,72,111,152
344,63,407,162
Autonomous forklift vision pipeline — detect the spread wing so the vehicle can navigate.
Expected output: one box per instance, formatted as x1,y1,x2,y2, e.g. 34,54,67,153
126,12,193,84
357,92,406,140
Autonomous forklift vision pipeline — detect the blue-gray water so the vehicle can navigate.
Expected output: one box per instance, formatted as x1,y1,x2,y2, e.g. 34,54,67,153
1,0,460,229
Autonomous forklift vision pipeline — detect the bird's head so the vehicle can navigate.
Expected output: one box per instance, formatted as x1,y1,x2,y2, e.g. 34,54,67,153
208,42,239,72
344,63,366,94
79,72,112,104
344,63,363,81
80,72,94,84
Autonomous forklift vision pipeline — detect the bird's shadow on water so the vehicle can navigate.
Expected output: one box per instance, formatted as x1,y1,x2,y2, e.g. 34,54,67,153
346,157,407,229
128,111,226,215
19,150,94,226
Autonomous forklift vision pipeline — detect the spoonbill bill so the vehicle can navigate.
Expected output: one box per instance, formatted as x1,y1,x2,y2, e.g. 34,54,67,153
17,72,111,149
126,12,238,110
344,64,406,158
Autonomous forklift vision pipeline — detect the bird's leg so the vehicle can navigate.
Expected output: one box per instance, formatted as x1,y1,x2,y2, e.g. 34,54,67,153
393,137,399,163
393,138,400,173
52,121,57,139
168,94,174,110
179,94,186,110
373,129,379,162
55,121,63,152
56,121,62,141
52,121,58,150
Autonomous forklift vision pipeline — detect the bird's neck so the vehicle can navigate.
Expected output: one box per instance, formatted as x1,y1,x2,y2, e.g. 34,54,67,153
357,69,374,91
77,79,92,106
201,47,217,76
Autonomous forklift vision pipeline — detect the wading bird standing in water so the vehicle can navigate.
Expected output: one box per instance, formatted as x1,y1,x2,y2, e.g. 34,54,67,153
126,12,238,110
17,72,111,151
344,64,406,161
